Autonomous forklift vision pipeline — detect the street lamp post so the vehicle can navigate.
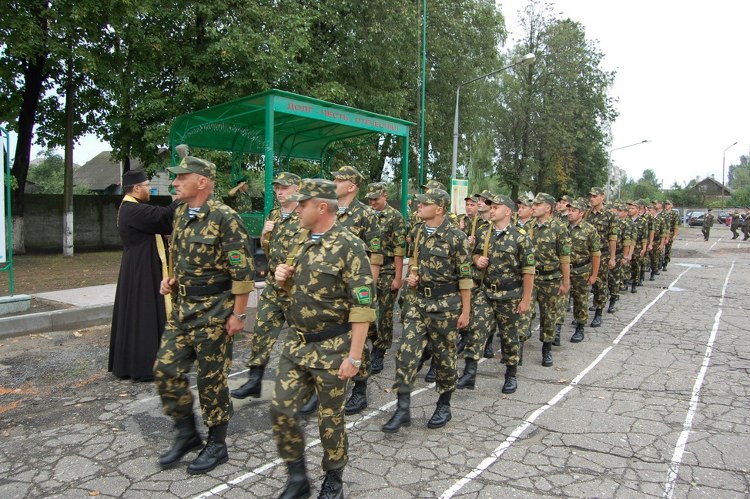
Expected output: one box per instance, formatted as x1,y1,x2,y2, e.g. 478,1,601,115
605,139,650,201
451,53,536,180
721,141,737,208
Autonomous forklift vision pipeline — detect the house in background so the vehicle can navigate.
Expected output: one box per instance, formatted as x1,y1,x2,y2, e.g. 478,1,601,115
690,176,732,205
74,151,172,195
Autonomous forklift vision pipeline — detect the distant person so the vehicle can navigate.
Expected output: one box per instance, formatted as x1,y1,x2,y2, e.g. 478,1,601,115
743,207,750,241
227,175,253,213
702,209,715,241
109,170,178,382
730,208,741,239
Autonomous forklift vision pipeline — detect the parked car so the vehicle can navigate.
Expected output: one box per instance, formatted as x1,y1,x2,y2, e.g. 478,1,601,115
717,211,731,225
688,212,706,226
684,211,704,225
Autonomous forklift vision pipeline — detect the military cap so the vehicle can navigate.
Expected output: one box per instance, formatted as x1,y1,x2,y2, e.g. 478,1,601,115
122,169,147,187
464,195,475,202
636,199,647,207
168,156,216,180
473,189,495,201
330,165,364,185
517,194,534,207
665,199,674,206
707,208,713,212
286,178,338,202
365,182,387,199
558,194,574,204
487,193,515,211
421,179,446,191
272,171,301,186
532,192,556,207
652,199,663,206
567,199,588,211
415,188,450,209
589,186,605,196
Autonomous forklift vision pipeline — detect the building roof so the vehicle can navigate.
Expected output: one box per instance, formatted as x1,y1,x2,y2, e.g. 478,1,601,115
73,151,123,191
691,176,732,195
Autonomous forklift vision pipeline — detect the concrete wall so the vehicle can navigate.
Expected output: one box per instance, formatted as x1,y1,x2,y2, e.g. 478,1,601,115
22,194,174,252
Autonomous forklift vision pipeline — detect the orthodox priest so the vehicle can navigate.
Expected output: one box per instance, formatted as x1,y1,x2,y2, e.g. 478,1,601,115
109,170,179,381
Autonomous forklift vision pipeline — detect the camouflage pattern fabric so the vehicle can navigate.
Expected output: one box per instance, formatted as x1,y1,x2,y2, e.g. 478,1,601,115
588,208,618,308
393,218,473,394
371,204,406,351
663,210,680,264
155,199,254,427
650,212,666,271
227,190,254,214
609,216,633,298
568,221,601,323
531,217,571,342
515,218,536,340
630,214,648,283
270,223,375,471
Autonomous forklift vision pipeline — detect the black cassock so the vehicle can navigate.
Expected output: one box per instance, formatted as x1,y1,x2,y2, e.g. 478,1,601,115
109,198,178,380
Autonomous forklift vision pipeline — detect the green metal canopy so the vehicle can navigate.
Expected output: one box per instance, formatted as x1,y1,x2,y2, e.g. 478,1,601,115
169,89,414,220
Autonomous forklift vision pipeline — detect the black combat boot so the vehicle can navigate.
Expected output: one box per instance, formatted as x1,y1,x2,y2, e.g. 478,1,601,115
553,324,562,346
590,309,603,327
607,296,617,313
279,456,311,499
159,414,204,468
639,270,645,285
483,333,495,358
318,468,344,499
425,362,437,383
230,365,265,399
382,392,411,433
427,391,453,429
662,262,668,271
630,282,637,293
370,346,385,375
187,423,228,474
570,323,584,343
588,304,596,311
299,392,318,416
502,365,518,394
456,358,478,390
649,271,656,281
344,379,368,415
541,342,553,367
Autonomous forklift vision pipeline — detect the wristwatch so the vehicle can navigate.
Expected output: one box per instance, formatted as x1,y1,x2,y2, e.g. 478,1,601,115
231,312,247,321
348,356,362,368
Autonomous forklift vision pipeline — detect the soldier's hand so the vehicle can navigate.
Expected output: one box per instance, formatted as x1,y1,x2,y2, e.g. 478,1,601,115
275,264,295,285
338,358,360,380
474,256,489,269
406,273,419,288
457,311,470,329
391,276,403,291
558,281,570,295
608,257,616,270
263,220,276,233
468,235,476,246
226,315,245,337
160,277,176,295
516,297,531,314
459,220,465,230
587,275,597,286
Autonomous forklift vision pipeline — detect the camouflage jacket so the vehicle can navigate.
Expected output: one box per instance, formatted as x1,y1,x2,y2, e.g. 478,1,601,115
617,217,634,255
283,223,376,369
473,223,535,301
587,208,618,255
407,217,473,313
703,213,715,228
667,210,680,235
226,190,253,214
468,217,491,284
261,208,305,285
338,198,384,265
531,216,571,282
631,216,648,249
568,221,601,275
515,217,536,238
169,200,255,328
653,212,667,239
373,203,406,272
461,214,482,238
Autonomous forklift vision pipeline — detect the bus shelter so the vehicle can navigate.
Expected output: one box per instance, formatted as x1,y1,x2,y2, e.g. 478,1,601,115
169,89,414,236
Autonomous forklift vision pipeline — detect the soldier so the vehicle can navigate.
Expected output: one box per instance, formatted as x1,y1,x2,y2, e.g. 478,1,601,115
329,165,383,417
382,188,472,433
459,195,478,234
587,187,618,328
226,174,254,213
515,195,537,348
468,190,496,358
627,200,649,292
730,208,741,239
271,178,375,499
409,179,459,231
566,199,601,342
471,194,535,393
662,200,679,270
365,182,406,375
230,172,301,400
702,208,715,241
608,203,633,312
553,195,573,341
555,195,573,221
155,152,254,474
530,193,571,366
640,200,653,285
648,202,666,281
742,207,750,241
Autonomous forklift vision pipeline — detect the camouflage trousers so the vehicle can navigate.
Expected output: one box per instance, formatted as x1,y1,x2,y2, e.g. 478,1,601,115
649,247,663,273
154,322,234,427
270,353,349,472
555,285,570,326
371,271,398,351
484,294,522,366
663,239,674,265
518,288,536,342
701,226,711,240
247,282,289,368
608,258,623,299
591,256,610,309
535,279,562,343
461,288,497,361
393,301,459,394
570,272,591,323
630,248,643,283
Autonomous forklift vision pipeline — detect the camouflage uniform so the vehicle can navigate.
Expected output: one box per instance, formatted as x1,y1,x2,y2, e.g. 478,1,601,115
567,217,601,324
461,216,492,362
702,211,715,240
227,190,254,214
154,198,254,427
629,202,648,285
515,216,537,340
609,208,633,299
587,202,618,310
270,185,375,474
649,208,666,276
663,204,679,265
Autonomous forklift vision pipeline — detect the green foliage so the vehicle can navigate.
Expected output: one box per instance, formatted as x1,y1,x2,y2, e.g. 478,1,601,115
27,151,91,195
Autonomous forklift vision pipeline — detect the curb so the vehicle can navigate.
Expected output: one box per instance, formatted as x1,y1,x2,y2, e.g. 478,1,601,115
0,304,113,339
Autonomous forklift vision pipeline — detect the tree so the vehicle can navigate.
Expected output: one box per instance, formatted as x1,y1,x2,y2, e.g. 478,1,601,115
26,151,90,194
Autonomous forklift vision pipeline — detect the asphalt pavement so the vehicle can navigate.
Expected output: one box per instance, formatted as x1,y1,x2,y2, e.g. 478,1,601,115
0,226,748,498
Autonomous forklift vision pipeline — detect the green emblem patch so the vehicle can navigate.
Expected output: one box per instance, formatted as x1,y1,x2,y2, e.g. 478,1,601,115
562,245,571,255
354,286,372,305
526,254,536,266
227,250,244,266
370,237,381,251
459,263,471,276
397,234,406,246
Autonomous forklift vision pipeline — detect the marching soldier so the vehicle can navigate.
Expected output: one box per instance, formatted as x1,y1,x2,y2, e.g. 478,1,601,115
382,188,472,433
627,200,649,292
155,152,254,474
648,202,666,281
530,193,571,367
271,178,375,499
662,200,679,270
365,182,406,375
230,172,301,400
608,203,633,311
742,207,750,241
587,187,618,328
515,195,537,349
468,190,495,358
702,208,715,241
730,208,742,239
459,195,478,234
566,199,600,343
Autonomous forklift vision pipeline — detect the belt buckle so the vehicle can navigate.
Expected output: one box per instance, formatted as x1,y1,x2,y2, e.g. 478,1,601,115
296,330,307,344
178,283,187,296
423,287,432,298
490,284,498,293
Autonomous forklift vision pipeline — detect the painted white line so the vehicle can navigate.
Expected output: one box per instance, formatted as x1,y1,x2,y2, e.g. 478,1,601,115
663,260,735,499
708,238,722,251
438,267,693,499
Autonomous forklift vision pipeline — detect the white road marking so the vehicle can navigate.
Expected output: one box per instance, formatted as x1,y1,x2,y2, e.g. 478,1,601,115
663,260,735,499
438,267,693,499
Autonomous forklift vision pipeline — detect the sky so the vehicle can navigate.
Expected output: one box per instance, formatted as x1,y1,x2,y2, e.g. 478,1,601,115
7,1,750,189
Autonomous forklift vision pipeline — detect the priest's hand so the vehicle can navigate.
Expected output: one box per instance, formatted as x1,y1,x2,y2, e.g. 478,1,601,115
160,277,177,295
